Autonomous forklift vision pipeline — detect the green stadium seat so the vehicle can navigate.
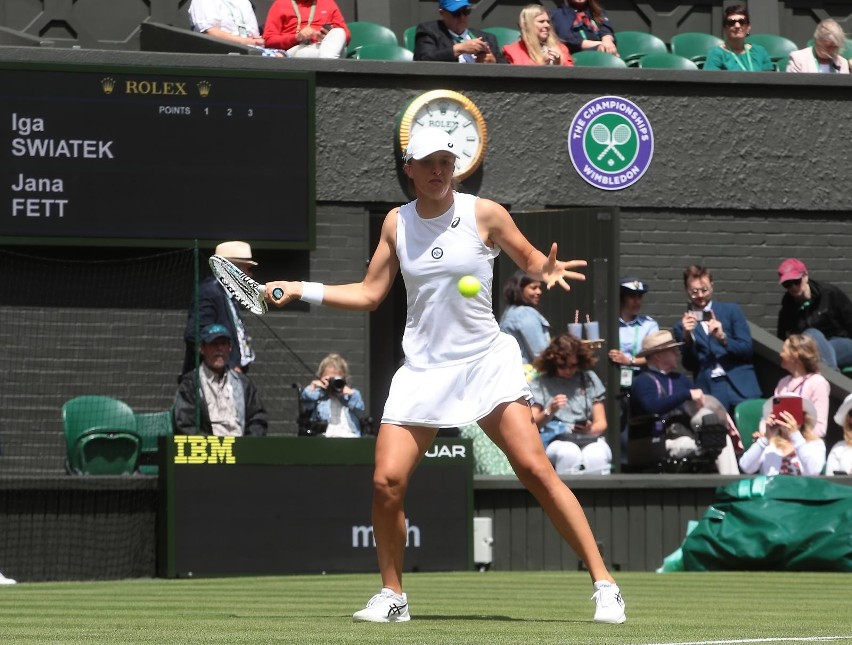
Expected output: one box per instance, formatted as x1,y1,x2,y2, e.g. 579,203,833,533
346,21,398,58
352,44,413,61
482,26,521,49
135,409,174,475
616,30,668,67
639,52,699,70
746,33,798,64
62,395,140,475
571,50,628,68
734,398,767,452
670,32,724,68
403,25,416,52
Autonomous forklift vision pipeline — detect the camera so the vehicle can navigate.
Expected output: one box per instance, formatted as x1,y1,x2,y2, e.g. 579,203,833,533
328,377,346,393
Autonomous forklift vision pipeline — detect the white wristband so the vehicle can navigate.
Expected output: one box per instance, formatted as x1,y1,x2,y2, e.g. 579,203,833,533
300,281,324,305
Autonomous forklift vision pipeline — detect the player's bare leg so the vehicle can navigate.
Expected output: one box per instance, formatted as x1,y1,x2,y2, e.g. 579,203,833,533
353,423,437,622
479,400,612,581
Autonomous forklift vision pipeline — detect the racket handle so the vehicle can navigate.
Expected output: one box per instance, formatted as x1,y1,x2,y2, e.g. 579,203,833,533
272,287,284,300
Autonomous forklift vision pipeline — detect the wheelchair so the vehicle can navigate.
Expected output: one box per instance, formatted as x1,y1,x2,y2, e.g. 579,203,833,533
626,410,727,474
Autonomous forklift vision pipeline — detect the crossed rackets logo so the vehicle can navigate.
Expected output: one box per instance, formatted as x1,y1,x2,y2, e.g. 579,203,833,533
585,116,637,170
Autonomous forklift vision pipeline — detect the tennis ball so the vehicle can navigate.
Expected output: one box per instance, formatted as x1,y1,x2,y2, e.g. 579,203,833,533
458,275,481,298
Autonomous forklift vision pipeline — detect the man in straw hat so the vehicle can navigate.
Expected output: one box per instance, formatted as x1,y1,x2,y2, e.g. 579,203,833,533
181,241,258,376
627,329,739,474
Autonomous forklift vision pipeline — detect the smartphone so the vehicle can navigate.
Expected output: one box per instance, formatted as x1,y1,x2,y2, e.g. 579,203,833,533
772,396,803,426
690,310,712,322
322,23,332,31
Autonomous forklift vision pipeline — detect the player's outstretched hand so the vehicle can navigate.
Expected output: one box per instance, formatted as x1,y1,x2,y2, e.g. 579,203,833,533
541,243,587,291
265,280,300,307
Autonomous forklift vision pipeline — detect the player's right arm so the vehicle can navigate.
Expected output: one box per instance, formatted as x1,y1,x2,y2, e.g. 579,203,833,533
266,208,400,311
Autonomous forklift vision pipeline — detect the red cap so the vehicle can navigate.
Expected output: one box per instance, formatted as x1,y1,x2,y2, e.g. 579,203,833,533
777,258,807,284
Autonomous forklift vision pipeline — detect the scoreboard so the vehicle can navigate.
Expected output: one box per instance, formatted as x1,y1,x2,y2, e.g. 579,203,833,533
1,63,314,248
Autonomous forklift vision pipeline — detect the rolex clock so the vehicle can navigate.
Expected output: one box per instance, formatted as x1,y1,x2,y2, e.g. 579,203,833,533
397,90,488,181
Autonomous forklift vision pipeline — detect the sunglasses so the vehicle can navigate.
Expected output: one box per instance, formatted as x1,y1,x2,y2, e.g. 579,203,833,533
782,278,802,289
448,7,472,17
724,18,748,27
688,287,711,296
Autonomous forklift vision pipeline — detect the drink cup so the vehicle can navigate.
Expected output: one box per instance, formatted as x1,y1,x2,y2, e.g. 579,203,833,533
567,323,583,339
584,321,600,341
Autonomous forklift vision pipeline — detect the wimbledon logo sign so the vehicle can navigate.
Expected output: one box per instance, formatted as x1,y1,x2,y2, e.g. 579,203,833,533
567,96,654,191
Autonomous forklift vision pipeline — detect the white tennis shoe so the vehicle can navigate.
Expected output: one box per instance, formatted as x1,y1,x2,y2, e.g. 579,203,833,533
592,582,626,624
352,588,410,623
0,571,17,585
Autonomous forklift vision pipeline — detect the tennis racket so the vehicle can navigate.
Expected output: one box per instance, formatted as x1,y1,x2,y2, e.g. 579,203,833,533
208,255,284,315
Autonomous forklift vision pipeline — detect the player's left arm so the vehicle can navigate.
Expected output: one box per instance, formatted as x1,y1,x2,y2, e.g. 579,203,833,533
476,198,586,291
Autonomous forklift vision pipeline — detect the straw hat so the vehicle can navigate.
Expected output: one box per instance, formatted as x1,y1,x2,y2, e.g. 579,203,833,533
215,241,257,266
636,329,684,358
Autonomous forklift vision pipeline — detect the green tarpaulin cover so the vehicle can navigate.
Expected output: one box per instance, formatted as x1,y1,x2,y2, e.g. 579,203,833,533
659,475,852,572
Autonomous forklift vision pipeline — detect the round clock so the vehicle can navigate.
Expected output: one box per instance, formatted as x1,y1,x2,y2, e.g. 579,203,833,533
397,89,488,181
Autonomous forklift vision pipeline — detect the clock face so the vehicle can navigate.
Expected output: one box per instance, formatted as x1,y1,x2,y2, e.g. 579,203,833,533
398,90,488,181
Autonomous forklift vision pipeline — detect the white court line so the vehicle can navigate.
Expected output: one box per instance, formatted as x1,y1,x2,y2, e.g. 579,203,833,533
643,637,852,645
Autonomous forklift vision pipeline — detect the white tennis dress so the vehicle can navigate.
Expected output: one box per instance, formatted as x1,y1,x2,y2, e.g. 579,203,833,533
381,192,532,428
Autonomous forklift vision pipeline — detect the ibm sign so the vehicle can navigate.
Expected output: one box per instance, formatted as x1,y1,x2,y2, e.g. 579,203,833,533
159,437,473,577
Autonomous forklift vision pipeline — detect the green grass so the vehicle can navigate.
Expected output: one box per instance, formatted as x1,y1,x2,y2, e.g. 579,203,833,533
0,571,850,644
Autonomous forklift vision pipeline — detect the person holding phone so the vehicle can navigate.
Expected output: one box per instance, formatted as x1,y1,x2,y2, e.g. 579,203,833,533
672,265,761,414
738,394,826,476
529,334,612,475
826,393,852,476
262,0,350,58
414,0,506,64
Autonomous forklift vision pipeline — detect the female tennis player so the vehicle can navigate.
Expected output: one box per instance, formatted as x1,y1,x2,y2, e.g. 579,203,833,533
265,127,626,625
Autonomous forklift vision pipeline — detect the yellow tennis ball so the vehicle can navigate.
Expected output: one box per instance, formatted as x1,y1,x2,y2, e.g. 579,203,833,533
458,275,481,298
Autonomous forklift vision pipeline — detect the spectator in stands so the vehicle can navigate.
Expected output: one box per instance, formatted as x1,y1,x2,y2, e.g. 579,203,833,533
503,4,573,66
300,353,366,438
739,395,826,476
608,277,658,377
826,393,852,476
772,334,830,438
499,270,551,365
672,265,761,414
188,0,284,56
550,0,618,56
262,0,349,58
175,324,268,436
182,241,257,376
776,258,852,371
787,19,849,73
530,334,612,475
608,277,658,462
630,330,739,474
414,0,506,64
703,5,773,72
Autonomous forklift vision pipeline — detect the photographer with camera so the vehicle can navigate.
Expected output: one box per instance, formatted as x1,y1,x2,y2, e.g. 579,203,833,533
300,353,366,438
672,265,761,414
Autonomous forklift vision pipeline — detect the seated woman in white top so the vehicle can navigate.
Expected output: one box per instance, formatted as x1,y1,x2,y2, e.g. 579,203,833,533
189,0,284,55
826,393,852,476
300,353,366,437
739,395,826,476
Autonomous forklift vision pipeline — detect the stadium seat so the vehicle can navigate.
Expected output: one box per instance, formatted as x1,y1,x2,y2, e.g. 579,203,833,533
346,21,398,57
639,52,699,70
670,32,724,68
135,409,174,475
616,30,668,67
403,25,416,52
734,398,766,451
352,43,413,61
746,33,798,64
62,396,140,475
571,50,628,68
482,26,521,49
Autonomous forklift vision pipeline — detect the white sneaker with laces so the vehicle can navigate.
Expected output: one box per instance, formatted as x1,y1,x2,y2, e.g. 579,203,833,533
352,588,410,623
592,582,626,624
